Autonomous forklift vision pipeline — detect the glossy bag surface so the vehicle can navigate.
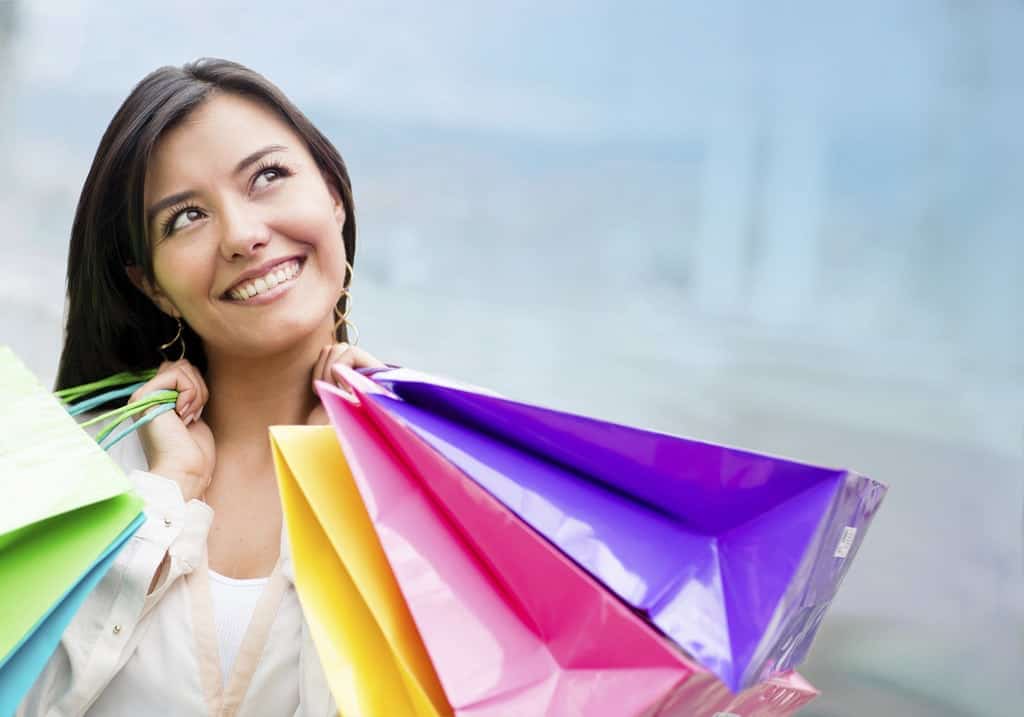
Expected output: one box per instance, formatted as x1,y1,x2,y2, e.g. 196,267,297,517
271,424,451,717
319,372,818,715
364,367,887,691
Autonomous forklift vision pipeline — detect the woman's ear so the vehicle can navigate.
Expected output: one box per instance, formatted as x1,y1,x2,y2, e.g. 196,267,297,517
326,180,346,230
125,265,180,318
334,199,346,229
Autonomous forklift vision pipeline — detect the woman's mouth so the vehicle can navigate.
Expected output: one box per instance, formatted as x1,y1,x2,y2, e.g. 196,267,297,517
225,258,304,303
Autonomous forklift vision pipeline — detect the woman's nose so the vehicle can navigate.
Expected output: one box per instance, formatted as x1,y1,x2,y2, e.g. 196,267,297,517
218,201,270,260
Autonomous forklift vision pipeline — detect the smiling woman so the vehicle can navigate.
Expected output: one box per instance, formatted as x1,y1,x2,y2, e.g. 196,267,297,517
20,59,386,716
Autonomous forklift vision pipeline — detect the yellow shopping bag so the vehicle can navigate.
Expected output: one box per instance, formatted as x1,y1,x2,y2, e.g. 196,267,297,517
270,425,451,717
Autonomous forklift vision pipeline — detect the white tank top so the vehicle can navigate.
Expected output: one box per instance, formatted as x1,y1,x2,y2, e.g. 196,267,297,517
207,569,270,681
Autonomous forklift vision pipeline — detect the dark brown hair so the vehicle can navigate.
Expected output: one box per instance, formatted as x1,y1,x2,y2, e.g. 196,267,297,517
55,58,356,390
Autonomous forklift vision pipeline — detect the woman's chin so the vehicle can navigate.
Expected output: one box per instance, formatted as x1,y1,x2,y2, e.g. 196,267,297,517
206,318,333,362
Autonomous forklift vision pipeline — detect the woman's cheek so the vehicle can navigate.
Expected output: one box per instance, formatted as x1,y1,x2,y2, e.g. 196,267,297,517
154,249,214,314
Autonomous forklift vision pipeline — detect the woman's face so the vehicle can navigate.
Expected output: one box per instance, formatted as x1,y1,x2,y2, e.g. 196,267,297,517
140,92,347,361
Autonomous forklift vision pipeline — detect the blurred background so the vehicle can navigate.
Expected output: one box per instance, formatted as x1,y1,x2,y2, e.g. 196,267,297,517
0,1,1020,714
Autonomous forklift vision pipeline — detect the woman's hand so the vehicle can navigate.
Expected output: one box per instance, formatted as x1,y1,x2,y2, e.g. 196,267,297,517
130,359,215,502
307,342,387,424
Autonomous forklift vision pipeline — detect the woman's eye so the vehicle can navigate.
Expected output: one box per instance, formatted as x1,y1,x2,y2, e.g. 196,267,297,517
168,208,204,234
252,167,283,191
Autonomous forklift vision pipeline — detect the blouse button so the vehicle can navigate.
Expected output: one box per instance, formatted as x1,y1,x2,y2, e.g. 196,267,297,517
112,624,122,635
163,518,172,527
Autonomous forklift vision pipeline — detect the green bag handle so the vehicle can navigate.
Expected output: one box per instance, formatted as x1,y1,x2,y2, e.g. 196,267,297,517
54,369,158,403
100,401,177,450
57,369,178,451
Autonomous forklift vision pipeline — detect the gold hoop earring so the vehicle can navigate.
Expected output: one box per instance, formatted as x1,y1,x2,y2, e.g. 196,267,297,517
331,303,360,348
159,316,186,362
333,299,360,346
333,261,359,345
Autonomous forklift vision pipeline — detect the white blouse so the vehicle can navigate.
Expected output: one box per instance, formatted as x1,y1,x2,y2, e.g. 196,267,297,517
17,431,335,717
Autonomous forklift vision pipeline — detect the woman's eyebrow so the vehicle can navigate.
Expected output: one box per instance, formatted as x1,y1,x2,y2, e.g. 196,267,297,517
234,144,288,175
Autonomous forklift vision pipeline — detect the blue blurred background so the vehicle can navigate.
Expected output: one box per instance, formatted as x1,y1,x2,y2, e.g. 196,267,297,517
0,1,1020,714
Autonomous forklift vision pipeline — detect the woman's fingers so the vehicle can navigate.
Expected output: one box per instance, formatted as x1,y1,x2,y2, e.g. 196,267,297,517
310,343,387,392
182,361,209,421
330,344,386,392
322,343,351,385
308,344,386,423
130,359,208,424
168,361,198,422
326,343,386,378
334,344,386,371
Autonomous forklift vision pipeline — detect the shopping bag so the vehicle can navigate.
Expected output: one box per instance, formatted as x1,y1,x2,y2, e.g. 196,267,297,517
0,347,144,713
359,367,887,692
269,424,451,717
318,375,818,716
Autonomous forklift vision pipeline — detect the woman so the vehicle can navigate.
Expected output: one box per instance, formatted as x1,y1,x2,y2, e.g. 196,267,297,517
21,58,384,715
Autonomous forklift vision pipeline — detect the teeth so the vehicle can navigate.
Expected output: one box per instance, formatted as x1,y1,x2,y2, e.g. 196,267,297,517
229,259,301,301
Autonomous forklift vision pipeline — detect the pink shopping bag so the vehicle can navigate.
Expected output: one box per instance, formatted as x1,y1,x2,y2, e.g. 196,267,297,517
318,372,818,716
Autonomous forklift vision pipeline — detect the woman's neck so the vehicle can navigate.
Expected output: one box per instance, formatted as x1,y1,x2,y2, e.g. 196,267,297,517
200,328,331,456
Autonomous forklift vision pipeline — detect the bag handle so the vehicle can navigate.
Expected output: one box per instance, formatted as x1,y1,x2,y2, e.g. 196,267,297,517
54,368,157,403
57,369,177,451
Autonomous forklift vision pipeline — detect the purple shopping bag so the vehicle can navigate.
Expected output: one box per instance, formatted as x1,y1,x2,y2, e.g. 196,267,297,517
362,367,887,692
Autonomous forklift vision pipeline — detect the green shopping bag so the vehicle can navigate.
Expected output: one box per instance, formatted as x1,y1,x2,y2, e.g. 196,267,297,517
0,347,147,713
